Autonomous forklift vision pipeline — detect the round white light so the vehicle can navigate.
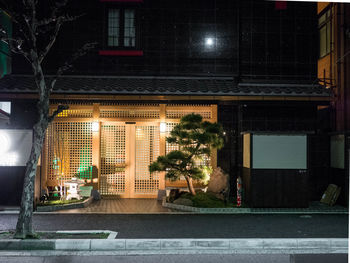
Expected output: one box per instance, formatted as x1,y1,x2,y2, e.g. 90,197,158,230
92,122,99,132
205,37,214,46
160,122,166,133
0,131,10,155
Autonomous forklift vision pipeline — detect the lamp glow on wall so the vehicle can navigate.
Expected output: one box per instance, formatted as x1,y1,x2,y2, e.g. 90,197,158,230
92,121,99,132
0,131,17,166
0,130,31,166
160,122,166,133
0,131,10,155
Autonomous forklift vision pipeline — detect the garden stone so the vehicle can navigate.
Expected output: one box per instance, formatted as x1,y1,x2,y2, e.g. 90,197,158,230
207,167,229,200
173,198,193,206
91,189,101,201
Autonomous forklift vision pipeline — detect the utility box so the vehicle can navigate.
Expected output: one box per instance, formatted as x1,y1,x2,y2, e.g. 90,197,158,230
242,133,309,208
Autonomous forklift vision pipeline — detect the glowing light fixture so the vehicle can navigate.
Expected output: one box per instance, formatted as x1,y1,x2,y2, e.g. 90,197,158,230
205,37,214,46
0,131,10,155
92,122,99,132
92,178,98,183
160,122,166,133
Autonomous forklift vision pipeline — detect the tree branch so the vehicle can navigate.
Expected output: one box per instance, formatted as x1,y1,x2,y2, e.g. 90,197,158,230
50,42,97,91
48,104,69,123
0,31,31,62
38,14,82,64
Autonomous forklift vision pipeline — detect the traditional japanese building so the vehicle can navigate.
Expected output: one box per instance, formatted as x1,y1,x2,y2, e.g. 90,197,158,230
0,0,334,207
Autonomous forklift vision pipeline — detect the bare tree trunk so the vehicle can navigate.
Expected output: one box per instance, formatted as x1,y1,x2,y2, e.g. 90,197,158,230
14,54,50,239
185,176,196,196
14,121,47,239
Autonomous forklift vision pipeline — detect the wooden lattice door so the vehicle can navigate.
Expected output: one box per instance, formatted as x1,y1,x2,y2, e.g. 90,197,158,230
134,124,160,197
99,122,161,198
100,123,128,196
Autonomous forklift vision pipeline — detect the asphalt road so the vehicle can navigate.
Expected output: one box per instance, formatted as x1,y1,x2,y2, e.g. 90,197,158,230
0,214,347,238
0,254,348,263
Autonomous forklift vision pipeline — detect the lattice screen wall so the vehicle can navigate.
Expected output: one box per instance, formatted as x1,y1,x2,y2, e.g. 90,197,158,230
166,105,212,119
46,122,93,184
54,109,93,118
100,109,160,119
166,123,179,154
100,125,126,195
135,126,160,193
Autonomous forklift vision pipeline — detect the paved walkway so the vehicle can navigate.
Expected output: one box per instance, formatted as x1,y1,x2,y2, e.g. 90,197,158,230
57,199,171,213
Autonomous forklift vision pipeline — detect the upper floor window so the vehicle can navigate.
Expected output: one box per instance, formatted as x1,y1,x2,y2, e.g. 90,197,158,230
0,102,11,115
319,9,332,58
108,9,136,48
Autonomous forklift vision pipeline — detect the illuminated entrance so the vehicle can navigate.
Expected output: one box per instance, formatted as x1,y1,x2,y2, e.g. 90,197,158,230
44,103,217,198
100,123,160,197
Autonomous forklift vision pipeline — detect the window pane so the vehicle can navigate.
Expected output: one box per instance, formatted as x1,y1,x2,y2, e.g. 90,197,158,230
320,26,326,57
326,23,330,54
318,13,326,26
108,9,120,46
0,102,10,114
124,9,135,47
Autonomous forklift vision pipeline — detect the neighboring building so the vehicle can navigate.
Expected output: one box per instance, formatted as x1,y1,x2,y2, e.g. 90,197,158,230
0,0,332,207
0,9,11,78
317,2,350,206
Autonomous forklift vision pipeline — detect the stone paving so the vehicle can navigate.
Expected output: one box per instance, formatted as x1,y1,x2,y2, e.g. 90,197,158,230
56,199,171,213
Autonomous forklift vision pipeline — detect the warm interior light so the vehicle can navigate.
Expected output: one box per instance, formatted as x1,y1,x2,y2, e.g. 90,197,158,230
160,122,166,133
92,122,99,132
92,178,98,183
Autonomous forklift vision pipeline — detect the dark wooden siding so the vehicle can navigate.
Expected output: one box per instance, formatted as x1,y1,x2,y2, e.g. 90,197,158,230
0,167,25,206
245,169,308,208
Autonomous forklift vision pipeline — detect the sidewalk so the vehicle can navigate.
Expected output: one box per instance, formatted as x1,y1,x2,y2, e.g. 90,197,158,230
1,201,347,215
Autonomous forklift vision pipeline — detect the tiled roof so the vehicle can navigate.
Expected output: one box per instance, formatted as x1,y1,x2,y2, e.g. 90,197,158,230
0,75,331,97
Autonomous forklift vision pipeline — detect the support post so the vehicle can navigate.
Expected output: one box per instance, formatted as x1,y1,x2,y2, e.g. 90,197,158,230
211,104,218,168
92,103,100,190
159,104,166,190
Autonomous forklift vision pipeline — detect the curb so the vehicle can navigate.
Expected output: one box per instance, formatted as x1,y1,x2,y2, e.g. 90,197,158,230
0,238,347,255
35,196,93,212
162,198,349,215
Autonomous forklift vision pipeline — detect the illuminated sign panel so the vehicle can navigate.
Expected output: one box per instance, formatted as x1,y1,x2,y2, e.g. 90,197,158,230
0,129,32,166
252,135,307,169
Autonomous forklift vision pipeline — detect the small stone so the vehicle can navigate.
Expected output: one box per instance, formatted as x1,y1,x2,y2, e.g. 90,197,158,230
91,189,101,201
173,198,193,207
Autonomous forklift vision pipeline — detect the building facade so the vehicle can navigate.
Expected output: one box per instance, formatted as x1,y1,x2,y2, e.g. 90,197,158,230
317,2,350,206
0,0,333,207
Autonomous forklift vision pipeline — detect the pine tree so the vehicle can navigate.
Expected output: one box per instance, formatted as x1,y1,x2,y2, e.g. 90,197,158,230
149,113,224,195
